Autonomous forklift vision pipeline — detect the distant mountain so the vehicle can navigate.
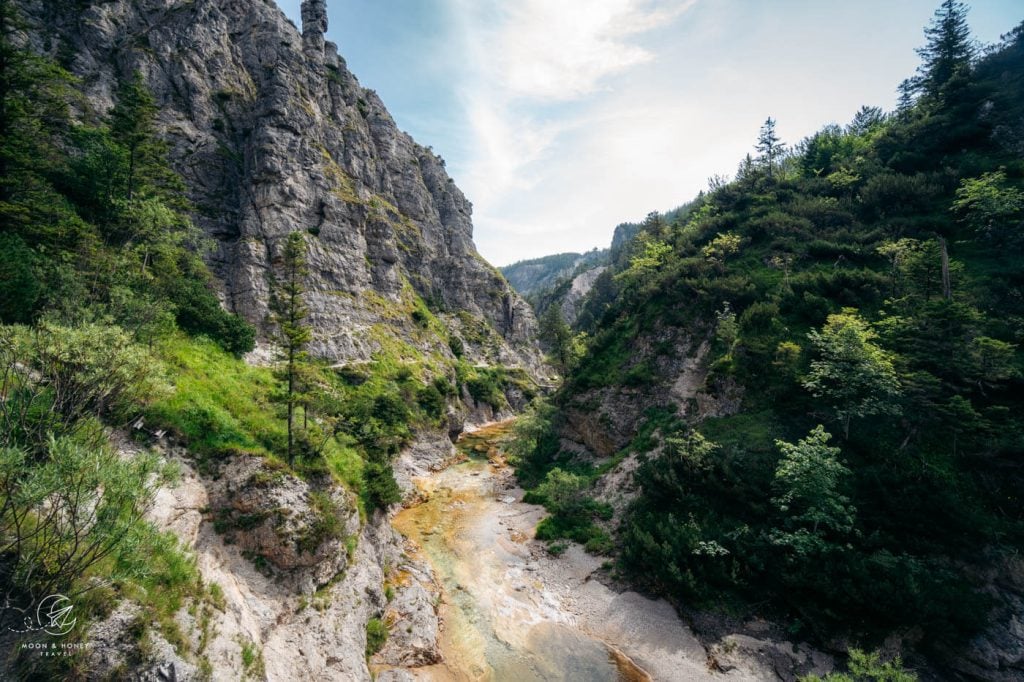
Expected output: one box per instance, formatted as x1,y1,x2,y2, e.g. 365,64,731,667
500,249,608,300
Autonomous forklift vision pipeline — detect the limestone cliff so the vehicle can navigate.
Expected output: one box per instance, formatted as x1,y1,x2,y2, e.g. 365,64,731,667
8,2,545,679
20,0,542,372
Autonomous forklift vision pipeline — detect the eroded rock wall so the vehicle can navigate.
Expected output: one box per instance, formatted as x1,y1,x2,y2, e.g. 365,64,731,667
20,0,542,371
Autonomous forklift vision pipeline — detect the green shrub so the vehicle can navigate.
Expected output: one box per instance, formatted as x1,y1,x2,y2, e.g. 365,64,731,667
297,491,346,555
448,336,465,357
0,234,41,323
416,383,446,420
800,648,917,681
362,460,402,510
170,278,255,356
365,617,388,656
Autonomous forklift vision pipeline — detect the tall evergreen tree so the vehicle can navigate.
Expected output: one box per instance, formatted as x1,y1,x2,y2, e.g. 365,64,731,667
109,71,184,207
913,0,975,101
270,231,312,463
896,77,918,115
0,0,73,233
847,105,886,135
755,117,784,178
539,304,573,372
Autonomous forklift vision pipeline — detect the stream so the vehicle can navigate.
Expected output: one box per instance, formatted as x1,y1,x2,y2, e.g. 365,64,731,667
390,421,724,682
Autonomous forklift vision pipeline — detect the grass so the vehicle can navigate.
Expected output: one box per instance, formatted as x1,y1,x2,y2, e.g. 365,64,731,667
239,637,266,679
148,335,285,463
147,335,366,496
51,524,212,676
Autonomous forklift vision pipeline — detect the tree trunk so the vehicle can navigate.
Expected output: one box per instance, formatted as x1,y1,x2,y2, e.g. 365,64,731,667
939,236,952,301
287,348,294,462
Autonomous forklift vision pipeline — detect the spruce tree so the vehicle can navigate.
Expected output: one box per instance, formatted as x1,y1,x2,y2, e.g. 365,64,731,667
270,231,312,463
755,117,784,178
0,0,73,232
539,304,573,372
913,0,975,101
109,71,185,206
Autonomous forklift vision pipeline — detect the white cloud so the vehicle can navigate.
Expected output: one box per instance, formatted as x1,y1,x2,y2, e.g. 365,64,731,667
447,0,695,260
457,0,692,100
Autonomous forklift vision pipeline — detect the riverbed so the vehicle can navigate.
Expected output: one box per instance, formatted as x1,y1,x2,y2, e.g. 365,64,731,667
390,421,739,682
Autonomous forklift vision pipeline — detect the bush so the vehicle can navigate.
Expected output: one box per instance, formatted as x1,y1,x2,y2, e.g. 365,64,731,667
463,366,507,410
362,460,402,510
447,336,464,357
170,278,255,356
416,383,446,420
858,172,940,219
365,617,388,656
0,234,40,324
297,491,346,554
800,648,917,681
2,322,169,441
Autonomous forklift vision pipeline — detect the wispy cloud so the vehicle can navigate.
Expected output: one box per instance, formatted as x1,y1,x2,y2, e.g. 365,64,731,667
447,0,695,253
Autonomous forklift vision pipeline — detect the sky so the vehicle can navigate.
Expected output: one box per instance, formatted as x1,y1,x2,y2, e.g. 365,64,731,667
276,0,1022,266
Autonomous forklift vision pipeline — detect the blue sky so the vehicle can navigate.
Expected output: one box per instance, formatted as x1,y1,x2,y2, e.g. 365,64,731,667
277,0,1022,266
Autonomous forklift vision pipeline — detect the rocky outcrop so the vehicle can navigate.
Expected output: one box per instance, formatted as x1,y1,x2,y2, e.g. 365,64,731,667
207,456,359,595
121,443,443,681
87,602,202,682
945,555,1024,681
19,0,542,374
560,265,606,325
562,325,714,458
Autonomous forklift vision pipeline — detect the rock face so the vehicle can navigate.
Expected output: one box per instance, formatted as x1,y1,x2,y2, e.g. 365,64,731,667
20,0,542,371
207,456,360,595
561,323,742,459
560,264,606,324
112,443,443,682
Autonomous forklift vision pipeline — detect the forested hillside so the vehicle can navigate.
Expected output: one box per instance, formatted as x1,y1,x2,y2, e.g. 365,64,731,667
511,3,1024,675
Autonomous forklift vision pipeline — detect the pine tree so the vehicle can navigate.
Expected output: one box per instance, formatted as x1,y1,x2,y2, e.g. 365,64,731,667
0,0,74,232
539,304,573,372
896,78,918,116
270,231,312,463
913,0,975,101
847,105,886,135
755,117,784,178
109,71,185,206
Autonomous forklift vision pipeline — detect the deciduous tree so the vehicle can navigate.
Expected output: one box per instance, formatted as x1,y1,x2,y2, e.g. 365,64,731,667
802,309,901,439
771,425,856,555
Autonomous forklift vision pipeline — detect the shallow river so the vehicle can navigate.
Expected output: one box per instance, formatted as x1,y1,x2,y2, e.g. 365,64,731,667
391,421,720,682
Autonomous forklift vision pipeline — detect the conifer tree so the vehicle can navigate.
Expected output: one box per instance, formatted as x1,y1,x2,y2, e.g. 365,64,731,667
913,0,975,101
0,0,73,231
539,304,573,372
755,117,784,178
109,71,185,206
270,231,312,463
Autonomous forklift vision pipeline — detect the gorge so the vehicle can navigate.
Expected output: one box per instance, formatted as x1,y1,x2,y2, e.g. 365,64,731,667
1,1,1023,681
